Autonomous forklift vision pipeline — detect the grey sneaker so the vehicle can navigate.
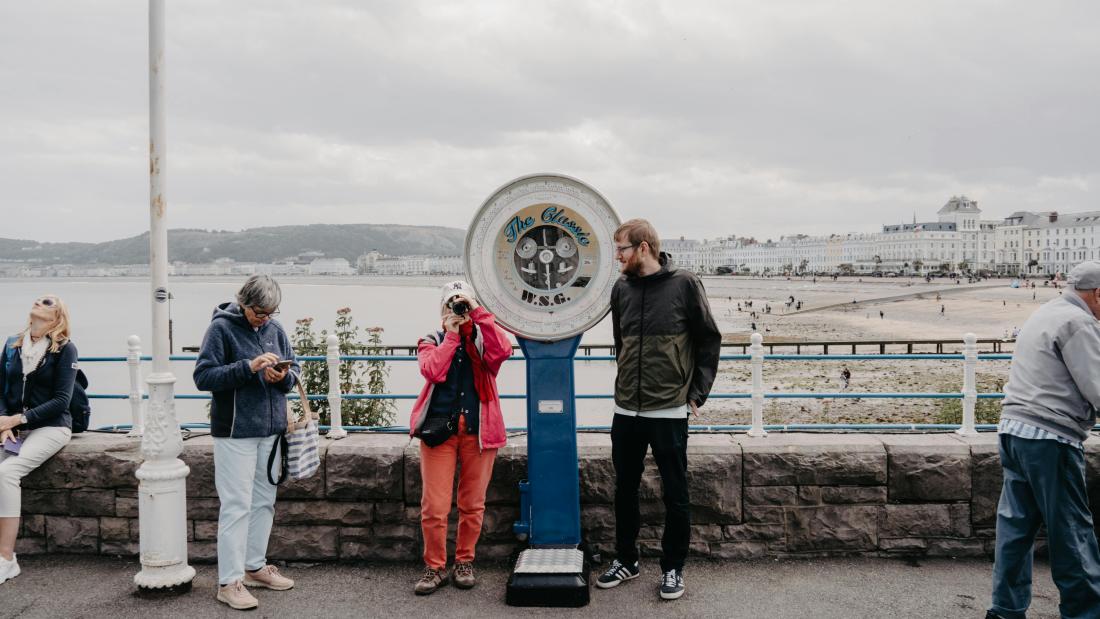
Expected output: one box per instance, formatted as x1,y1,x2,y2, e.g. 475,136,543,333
596,559,639,589
659,568,684,600
414,566,449,595
453,561,476,589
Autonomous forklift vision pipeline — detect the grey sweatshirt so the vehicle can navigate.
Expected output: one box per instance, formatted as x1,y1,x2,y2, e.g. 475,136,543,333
1001,292,1100,443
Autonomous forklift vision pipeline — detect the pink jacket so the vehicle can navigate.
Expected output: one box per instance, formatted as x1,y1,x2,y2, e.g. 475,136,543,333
409,307,512,450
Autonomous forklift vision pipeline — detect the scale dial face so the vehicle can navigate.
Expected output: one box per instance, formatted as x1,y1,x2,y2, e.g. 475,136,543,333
465,174,621,341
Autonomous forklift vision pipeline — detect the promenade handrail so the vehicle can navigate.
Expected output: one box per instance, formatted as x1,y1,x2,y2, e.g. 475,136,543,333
87,332,1022,437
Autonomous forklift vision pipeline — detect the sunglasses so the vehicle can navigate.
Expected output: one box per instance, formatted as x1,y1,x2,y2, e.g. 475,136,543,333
34,296,59,308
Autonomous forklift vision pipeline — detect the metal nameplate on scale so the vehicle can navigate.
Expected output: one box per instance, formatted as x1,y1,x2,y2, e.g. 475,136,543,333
464,174,620,608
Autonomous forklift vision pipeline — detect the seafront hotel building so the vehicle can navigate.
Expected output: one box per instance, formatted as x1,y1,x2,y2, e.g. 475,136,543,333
664,196,1100,277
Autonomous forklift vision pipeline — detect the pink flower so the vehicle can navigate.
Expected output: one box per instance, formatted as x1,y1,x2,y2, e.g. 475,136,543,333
337,307,352,315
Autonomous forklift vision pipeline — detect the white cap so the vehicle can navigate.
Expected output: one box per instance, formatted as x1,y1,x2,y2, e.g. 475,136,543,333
440,280,475,307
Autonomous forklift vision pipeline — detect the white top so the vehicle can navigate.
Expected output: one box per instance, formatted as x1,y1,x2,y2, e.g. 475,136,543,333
614,403,689,419
20,331,50,378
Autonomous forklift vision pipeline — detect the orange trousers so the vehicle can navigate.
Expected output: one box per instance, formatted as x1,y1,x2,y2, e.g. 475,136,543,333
419,415,497,569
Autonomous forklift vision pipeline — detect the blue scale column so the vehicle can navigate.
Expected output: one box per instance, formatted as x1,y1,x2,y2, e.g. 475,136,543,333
517,335,582,546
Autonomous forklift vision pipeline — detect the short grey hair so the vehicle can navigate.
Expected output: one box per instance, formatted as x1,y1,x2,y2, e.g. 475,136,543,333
236,275,282,310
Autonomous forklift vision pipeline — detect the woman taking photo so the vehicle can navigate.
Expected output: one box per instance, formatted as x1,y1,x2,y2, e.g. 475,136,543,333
409,281,511,595
194,275,299,611
0,294,78,585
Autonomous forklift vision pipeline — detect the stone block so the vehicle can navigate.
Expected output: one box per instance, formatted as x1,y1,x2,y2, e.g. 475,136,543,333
926,538,986,557
882,435,971,502
724,523,785,542
22,489,70,515
485,438,527,505
189,541,218,563
340,526,370,542
268,525,339,561
581,504,616,541
879,504,970,538
22,433,142,490
879,538,928,553
784,506,879,552
971,444,1002,527
739,434,886,487
339,540,419,562
687,448,742,524
275,501,372,527
481,506,520,542
797,486,822,505
821,486,887,504
194,520,218,541
70,490,116,517
373,501,408,524
22,514,46,537
101,540,139,557
116,496,138,518
45,516,99,553
373,523,419,542
692,524,724,543
100,517,131,542
745,486,797,506
710,542,767,560
186,498,221,521
15,537,46,555
744,506,784,524
180,437,216,498
326,434,407,501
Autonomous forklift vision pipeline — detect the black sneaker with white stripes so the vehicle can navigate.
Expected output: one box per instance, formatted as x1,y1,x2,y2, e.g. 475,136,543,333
595,559,639,589
659,568,684,600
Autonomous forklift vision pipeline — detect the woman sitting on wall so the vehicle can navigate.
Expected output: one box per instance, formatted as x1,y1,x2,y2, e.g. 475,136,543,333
0,295,79,585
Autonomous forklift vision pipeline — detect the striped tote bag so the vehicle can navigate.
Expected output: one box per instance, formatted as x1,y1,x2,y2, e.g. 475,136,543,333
268,379,321,485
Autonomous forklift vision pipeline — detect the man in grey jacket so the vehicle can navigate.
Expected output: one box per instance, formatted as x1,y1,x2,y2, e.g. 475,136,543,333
988,261,1100,619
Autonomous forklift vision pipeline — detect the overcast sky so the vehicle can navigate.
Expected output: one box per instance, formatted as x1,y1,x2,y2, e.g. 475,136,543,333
3,1,1099,244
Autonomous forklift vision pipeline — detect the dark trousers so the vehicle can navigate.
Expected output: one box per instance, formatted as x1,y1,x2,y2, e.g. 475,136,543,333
611,414,690,572
991,433,1100,619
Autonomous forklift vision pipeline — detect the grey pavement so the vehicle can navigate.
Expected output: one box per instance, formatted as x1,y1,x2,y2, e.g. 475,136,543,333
0,555,1064,619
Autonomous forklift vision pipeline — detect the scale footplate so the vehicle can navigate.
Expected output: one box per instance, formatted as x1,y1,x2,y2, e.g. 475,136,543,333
506,548,589,607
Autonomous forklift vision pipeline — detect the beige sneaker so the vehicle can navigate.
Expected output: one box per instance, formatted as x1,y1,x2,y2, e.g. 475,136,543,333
414,566,449,595
217,580,259,610
453,562,476,589
244,565,294,591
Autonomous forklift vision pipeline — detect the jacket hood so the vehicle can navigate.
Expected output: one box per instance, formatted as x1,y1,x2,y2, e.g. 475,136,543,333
624,251,677,282
212,301,251,328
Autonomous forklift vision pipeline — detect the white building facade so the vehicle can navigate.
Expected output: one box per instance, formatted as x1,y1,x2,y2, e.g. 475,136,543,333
663,196,1092,277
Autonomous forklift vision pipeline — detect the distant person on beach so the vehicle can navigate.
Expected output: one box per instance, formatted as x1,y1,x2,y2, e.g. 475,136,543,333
941,304,945,316
409,280,511,595
0,295,78,586
597,219,720,601
988,261,1100,618
879,310,884,319
194,275,300,610
840,366,851,390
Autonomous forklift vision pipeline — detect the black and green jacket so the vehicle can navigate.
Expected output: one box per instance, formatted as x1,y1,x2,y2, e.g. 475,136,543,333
611,253,722,412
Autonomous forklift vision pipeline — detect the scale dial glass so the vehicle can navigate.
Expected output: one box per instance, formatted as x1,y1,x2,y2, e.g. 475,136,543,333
465,174,621,341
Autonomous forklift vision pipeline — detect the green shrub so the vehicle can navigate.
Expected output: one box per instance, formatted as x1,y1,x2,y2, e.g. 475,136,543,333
291,307,396,427
936,375,1004,425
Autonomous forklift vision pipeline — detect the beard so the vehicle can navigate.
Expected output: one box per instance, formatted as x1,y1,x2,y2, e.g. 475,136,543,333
619,251,645,276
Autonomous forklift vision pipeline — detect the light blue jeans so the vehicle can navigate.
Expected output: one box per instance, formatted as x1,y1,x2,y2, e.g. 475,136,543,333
214,435,279,585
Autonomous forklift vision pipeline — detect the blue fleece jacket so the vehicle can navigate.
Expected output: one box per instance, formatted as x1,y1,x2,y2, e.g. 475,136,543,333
193,302,299,438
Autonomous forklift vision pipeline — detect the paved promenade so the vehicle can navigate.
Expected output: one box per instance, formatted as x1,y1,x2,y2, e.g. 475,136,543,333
1,555,1064,618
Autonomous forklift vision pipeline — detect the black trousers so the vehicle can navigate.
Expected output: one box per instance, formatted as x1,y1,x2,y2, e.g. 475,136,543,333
611,414,690,572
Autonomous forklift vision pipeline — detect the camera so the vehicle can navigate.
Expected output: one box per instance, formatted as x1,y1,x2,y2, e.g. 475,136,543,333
448,299,471,315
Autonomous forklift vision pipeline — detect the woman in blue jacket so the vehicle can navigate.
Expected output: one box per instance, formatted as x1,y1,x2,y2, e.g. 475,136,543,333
0,295,78,585
194,275,299,611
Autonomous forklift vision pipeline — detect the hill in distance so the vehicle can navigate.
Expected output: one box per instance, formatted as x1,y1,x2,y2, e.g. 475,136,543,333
0,224,466,265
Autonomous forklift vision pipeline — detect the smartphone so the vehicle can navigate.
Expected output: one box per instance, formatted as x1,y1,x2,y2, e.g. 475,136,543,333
272,360,294,371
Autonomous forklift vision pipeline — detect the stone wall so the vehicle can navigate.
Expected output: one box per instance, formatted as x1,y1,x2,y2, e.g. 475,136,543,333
15,432,1100,562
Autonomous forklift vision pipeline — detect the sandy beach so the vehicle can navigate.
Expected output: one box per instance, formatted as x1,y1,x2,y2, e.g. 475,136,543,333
692,276,1056,425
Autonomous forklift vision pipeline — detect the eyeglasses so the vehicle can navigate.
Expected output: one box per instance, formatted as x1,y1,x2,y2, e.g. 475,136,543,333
614,243,639,256
34,296,58,308
250,306,280,319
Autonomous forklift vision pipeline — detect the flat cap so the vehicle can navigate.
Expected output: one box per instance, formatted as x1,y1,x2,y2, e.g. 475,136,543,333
1068,260,1100,289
